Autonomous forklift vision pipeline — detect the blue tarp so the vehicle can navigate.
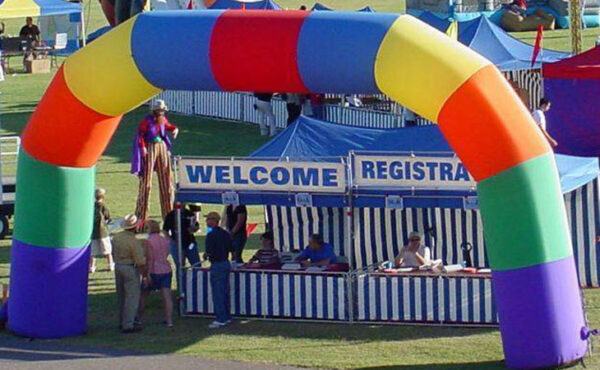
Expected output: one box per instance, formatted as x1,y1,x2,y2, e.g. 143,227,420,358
311,3,375,12
416,12,568,71
252,116,599,196
208,0,281,9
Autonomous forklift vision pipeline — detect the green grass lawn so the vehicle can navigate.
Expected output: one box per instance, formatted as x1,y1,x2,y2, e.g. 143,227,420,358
0,1,599,368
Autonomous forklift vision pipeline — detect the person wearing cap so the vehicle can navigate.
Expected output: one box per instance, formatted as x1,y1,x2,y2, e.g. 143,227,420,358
89,188,114,273
203,211,233,328
394,232,431,268
132,99,179,225
112,214,147,333
163,203,201,289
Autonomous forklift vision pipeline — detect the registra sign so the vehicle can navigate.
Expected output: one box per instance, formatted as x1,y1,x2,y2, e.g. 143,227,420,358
353,154,476,189
179,159,346,193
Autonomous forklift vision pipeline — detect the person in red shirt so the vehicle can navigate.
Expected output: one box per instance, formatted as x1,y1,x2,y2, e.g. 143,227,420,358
132,100,179,224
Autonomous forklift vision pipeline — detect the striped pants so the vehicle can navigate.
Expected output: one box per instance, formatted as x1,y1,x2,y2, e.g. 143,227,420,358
135,141,173,222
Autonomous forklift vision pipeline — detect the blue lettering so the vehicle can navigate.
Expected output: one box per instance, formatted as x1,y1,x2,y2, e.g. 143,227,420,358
215,166,230,184
440,162,453,181
389,161,403,180
413,162,425,180
250,166,268,184
233,166,248,184
293,168,318,186
455,164,471,181
405,161,411,179
376,161,388,179
425,162,439,181
322,168,338,187
270,167,290,185
362,161,375,179
186,165,212,183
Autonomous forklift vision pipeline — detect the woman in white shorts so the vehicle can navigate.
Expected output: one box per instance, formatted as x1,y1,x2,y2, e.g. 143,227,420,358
90,188,115,273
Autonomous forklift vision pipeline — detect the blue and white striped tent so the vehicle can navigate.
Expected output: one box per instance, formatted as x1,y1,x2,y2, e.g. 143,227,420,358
259,117,600,286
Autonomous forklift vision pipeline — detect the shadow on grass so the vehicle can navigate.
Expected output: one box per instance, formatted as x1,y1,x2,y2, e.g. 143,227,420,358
354,361,504,369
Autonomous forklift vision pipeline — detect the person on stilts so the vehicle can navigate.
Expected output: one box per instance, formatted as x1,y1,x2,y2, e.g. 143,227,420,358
131,99,179,227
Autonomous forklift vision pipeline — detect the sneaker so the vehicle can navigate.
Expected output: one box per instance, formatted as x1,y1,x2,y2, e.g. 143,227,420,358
208,321,228,329
109,263,115,272
89,266,96,274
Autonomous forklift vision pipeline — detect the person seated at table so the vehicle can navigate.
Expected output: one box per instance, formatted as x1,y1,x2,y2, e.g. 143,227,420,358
19,17,41,43
394,231,431,268
247,231,280,266
295,233,336,268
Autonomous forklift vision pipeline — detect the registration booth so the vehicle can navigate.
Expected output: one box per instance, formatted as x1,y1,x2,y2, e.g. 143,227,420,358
176,156,353,321
176,116,600,325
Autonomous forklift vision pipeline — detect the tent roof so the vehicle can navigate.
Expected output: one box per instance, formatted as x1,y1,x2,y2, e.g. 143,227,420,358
208,0,281,9
252,116,598,194
416,12,568,71
543,46,600,79
0,0,80,18
311,3,375,12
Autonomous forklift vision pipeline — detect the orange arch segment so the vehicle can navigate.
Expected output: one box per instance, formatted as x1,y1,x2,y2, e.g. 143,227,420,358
21,67,122,167
436,65,551,181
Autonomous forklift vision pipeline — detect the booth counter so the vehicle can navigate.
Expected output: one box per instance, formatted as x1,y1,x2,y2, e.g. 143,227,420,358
182,265,497,325
356,271,497,325
184,266,350,322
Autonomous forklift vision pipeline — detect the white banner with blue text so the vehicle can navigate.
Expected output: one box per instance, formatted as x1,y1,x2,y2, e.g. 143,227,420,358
179,158,346,193
352,154,476,190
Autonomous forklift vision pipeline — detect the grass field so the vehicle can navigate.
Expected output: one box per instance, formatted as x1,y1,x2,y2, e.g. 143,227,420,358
0,1,599,368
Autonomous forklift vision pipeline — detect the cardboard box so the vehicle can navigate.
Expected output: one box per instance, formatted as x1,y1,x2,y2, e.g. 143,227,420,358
25,59,50,74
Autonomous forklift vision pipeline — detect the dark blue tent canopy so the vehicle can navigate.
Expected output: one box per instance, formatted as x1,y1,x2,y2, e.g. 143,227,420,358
416,12,568,71
311,3,375,12
209,0,281,10
252,116,598,206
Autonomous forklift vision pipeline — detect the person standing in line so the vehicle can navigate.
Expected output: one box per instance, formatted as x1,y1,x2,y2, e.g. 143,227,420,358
112,214,147,333
223,204,247,263
254,92,276,136
132,99,179,226
532,98,558,148
137,220,174,328
203,212,233,328
163,203,201,289
90,188,114,273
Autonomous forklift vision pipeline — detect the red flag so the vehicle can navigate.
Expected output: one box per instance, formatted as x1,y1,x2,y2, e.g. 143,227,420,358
531,25,544,67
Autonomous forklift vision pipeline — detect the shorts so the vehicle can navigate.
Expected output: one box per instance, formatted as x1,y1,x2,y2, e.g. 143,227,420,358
91,237,112,256
143,272,172,292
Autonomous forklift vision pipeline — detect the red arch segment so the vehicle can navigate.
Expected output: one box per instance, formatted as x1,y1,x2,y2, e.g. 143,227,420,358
21,67,122,167
210,10,310,92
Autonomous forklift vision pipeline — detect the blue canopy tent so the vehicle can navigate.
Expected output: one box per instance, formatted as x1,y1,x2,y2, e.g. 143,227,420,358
251,116,600,282
0,0,86,54
311,3,375,12
416,12,567,71
208,0,281,9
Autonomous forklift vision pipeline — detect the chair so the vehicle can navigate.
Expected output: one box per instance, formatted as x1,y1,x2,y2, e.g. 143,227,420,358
50,33,68,68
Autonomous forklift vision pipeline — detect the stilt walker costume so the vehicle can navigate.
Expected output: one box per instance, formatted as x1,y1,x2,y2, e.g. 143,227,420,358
131,99,179,224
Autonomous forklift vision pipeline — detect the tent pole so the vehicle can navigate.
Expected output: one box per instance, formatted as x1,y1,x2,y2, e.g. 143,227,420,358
81,8,87,47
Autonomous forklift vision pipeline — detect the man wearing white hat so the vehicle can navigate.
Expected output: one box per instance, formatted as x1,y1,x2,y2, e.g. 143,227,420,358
394,231,432,268
112,214,147,333
131,99,179,226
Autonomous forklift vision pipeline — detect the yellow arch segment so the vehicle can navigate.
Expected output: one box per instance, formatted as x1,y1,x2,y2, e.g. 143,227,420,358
63,16,161,117
374,16,491,123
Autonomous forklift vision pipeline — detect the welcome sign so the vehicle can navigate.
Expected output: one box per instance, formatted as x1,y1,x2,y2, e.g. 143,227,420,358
179,159,346,193
353,154,476,189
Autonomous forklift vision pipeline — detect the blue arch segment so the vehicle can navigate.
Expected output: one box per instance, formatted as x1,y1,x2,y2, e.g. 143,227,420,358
131,10,224,91
297,12,398,94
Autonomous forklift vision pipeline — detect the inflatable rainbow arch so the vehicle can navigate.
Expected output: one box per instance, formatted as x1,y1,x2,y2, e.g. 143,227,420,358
10,10,587,368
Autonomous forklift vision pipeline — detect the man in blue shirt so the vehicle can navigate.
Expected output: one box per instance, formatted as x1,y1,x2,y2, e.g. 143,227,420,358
295,234,336,268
